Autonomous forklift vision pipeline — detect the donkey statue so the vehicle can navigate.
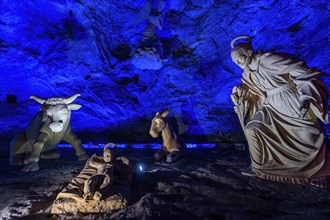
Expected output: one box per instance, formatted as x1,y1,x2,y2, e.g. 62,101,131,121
9,94,88,172
149,109,185,163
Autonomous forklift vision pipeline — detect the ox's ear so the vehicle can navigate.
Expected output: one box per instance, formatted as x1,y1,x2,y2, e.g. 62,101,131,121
68,104,82,110
161,109,170,118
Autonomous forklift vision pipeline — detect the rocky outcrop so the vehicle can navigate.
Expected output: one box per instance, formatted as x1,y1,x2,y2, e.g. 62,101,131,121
0,1,329,142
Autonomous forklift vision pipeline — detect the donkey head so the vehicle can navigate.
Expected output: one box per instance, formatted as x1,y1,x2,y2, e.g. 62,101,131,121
149,109,170,138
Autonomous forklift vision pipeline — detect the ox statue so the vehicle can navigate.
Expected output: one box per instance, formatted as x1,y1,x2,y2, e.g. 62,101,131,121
149,109,185,163
9,94,88,172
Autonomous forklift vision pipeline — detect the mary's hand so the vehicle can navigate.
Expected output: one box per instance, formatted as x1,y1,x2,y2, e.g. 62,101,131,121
298,98,311,119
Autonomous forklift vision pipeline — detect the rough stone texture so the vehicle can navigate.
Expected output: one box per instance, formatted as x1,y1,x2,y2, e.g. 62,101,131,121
2,144,330,219
51,156,132,214
0,0,329,142
51,192,127,214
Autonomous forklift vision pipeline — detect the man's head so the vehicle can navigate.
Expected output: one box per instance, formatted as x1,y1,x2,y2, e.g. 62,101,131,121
231,42,254,69
230,36,254,69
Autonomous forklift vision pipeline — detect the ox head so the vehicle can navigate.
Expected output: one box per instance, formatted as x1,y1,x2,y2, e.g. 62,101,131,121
30,94,82,133
149,109,170,138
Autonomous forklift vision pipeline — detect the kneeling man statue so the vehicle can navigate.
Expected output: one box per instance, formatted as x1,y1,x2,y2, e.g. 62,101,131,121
231,36,330,188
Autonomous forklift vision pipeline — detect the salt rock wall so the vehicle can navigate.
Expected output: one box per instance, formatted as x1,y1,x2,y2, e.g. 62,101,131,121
0,0,329,142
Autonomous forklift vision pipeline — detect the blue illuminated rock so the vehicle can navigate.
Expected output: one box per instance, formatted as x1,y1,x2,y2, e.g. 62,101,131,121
0,0,329,142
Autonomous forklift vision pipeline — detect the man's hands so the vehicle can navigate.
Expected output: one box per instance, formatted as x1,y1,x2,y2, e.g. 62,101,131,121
231,85,251,128
231,85,250,116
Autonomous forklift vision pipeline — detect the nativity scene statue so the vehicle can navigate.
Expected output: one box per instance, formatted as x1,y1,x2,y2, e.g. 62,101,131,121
83,143,117,201
51,143,132,214
131,0,164,70
9,94,88,172
230,36,330,188
149,109,185,163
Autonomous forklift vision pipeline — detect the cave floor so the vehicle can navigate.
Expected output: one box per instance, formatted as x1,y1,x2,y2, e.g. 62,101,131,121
1,142,330,220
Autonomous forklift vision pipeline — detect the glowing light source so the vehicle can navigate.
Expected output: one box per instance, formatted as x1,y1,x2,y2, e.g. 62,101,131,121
58,143,217,149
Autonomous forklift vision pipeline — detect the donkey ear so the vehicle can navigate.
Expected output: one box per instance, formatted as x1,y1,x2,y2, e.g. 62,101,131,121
155,112,160,116
161,109,170,118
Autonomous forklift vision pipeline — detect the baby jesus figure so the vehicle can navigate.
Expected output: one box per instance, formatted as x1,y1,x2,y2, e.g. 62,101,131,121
83,143,117,201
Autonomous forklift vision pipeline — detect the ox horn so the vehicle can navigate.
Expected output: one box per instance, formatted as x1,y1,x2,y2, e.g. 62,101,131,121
64,94,81,104
230,35,252,48
30,96,46,104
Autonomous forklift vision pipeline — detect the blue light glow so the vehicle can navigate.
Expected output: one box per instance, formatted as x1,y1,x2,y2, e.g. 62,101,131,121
58,143,217,149
186,143,216,149
0,0,329,141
